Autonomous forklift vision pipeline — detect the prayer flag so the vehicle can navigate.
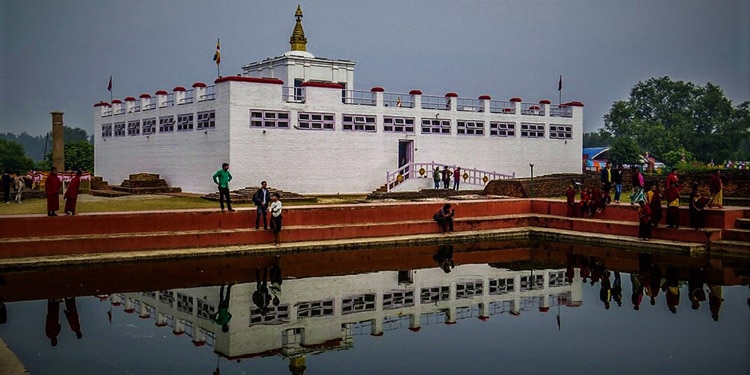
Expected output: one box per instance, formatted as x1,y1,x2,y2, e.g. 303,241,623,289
213,39,221,65
107,76,112,92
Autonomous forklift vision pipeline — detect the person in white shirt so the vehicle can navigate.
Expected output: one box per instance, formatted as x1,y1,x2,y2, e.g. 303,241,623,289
270,193,283,246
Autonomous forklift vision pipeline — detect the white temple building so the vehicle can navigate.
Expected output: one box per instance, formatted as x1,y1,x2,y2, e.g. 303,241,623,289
93,5,583,195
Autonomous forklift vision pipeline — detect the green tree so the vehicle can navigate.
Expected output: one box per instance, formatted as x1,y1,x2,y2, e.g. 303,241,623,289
0,139,36,173
64,140,94,172
582,128,612,147
604,77,750,162
607,137,641,166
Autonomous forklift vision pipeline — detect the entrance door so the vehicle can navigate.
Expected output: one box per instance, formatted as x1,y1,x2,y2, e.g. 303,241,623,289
398,140,413,178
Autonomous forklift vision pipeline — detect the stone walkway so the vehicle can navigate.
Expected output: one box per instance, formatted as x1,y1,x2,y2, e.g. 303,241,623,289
0,338,29,375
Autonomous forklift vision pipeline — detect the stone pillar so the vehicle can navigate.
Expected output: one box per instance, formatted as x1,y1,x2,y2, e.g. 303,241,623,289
51,111,65,171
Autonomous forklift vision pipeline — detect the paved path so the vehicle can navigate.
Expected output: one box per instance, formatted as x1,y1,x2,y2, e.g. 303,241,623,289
0,338,29,375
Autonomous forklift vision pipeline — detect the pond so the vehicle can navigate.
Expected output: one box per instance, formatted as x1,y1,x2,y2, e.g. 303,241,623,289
0,240,748,374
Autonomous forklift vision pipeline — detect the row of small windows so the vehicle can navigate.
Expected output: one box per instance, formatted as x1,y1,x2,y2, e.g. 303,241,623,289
250,110,572,139
102,111,215,137
102,109,572,140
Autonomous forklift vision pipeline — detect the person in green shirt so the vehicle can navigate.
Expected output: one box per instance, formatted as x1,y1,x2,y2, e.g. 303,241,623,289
212,283,233,332
212,163,234,212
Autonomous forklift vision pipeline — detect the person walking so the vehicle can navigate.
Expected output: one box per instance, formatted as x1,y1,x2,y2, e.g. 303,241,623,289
270,192,283,246
432,166,441,189
708,169,723,208
45,167,62,216
212,163,234,212
1,170,11,204
253,181,270,230
613,165,624,203
13,171,24,203
64,170,82,215
630,167,645,204
453,167,461,191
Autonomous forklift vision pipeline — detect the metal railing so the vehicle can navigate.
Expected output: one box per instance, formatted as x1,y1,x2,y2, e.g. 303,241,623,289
457,98,482,112
283,86,306,103
521,102,545,116
199,85,216,101
421,95,450,110
343,89,376,106
384,92,413,108
550,105,572,117
385,162,515,192
489,100,515,114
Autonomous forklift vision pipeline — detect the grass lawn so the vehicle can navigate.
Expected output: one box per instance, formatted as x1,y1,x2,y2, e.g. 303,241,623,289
0,194,369,215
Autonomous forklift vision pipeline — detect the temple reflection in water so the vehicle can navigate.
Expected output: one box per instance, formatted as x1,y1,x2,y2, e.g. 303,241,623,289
111,250,582,368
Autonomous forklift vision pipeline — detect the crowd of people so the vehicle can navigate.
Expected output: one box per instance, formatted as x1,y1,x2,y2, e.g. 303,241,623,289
566,163,727,241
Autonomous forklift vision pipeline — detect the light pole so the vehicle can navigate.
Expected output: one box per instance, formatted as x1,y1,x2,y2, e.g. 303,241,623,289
529,163,535,198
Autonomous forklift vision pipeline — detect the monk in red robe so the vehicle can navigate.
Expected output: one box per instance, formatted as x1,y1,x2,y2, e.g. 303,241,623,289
45,167,62,216
64,297,83,339
46,299,61,346
64,170,82,215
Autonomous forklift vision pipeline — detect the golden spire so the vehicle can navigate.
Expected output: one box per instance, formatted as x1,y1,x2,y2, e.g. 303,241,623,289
289,5,308,52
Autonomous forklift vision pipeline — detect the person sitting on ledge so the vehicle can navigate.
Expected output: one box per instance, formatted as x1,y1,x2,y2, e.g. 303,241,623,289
433,203,455,233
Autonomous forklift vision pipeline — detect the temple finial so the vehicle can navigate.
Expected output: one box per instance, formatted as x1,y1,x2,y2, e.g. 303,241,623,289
289,5,307,52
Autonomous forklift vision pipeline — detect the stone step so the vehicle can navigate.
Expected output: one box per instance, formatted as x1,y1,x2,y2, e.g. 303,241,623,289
722,228,750,242
737,218,750,230
90,189,131,197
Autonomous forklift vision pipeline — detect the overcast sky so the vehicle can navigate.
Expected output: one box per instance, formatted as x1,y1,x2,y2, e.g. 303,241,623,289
2,0,749,137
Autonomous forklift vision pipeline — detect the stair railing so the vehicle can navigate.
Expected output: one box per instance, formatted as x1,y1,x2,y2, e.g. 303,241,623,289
385,162,514,192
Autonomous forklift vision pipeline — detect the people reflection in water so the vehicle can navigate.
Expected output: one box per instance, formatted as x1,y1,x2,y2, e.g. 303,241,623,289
433,244,455,273
212,284,233,332
270,257,283,307
253,267,272,314
63,297,83,339
630,273,644,310
46,299,61,346
612,271,623,307
662,266,680,314
45,297,83,346
643,258,662,306
688,268,706,310
599,270,612,309
707,284,723,321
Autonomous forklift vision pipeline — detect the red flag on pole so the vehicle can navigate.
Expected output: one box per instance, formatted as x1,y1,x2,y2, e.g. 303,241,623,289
107,76,112,92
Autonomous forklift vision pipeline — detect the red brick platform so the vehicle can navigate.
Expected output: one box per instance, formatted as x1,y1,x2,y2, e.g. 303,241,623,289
0,199,748,260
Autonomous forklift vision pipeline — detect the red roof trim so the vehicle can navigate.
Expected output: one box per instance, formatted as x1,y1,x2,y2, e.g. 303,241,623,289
123,307,134,313
111,99,122,104
192,341,206,346
139,93,152,99
478,95,491,100
370,86,384,92
192,82,207,88
155,90,169,95
139,314,150,319
409,90,423,95
173,86,186,92
538,307,550,312
216,348,282,360
124,97,136,101
408,326,421,332
154,322,168,327
301,81,344,89
214,76,284,85
539,99,551,104
563,101,584,107
370,332,384,337
477,316,490,321
172,330,185,335
445,321,457,325
444,92,458,98
94,101,111,107
510,97,522,102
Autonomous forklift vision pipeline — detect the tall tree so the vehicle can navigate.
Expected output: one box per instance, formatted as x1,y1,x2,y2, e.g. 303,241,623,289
582,128,612,148
604,77,750,162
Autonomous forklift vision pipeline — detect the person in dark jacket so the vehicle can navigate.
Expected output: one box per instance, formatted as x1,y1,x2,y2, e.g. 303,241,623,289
433,203,455,233
253,181,270,230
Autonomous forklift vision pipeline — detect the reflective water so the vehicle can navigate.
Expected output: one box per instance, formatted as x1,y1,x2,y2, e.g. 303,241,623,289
0,241,748,375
